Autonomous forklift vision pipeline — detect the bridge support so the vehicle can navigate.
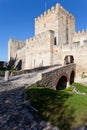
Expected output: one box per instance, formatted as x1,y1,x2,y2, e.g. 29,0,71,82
67,81,69,88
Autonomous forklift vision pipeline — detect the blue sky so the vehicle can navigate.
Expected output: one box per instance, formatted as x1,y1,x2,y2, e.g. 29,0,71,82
0,0,87,62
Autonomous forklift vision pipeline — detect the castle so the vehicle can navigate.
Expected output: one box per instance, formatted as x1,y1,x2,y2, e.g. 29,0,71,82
8,3,87,74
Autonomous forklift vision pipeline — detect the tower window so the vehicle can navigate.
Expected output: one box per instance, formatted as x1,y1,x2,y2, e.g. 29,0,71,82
54,37,57,45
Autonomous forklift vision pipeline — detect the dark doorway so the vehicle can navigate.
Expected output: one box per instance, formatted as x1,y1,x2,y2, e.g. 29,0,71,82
70,71,75,85
56,76,67,90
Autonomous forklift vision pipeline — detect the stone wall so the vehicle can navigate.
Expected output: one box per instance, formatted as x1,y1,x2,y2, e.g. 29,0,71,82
8,39,26,61
35,4,59,37
58,4,75,48
61,29,87,75
25,30,54,69
8,39,26,70
73,30,87,48
15,47,26,70
72,30,87,74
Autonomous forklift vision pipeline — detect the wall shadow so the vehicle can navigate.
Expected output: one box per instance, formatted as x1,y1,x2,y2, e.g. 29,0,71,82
15,59,22,70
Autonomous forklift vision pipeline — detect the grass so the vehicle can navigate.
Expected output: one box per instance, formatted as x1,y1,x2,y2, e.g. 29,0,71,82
25,86,87,130
72,82,87,93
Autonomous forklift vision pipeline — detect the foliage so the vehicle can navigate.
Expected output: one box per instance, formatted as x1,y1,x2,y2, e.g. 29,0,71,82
81,72,87,79
0,68,7,72
25,86,87,130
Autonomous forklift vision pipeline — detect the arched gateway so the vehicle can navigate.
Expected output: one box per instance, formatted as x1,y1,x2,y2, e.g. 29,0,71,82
56,70,75,90
56,76,67,90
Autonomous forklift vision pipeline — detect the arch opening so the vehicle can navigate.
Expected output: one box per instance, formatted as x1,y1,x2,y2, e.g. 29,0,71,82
56,76,67,90
64,55,74,65
70,71,75,85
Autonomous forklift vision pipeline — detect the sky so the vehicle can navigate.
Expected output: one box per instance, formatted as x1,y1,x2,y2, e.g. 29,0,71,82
0,0,87,62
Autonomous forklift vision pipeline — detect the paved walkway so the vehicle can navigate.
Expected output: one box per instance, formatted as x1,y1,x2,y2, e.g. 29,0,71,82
0,74,59,130
0,68,86,130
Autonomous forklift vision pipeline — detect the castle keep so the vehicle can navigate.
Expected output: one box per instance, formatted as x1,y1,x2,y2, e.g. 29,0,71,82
8,3,87,74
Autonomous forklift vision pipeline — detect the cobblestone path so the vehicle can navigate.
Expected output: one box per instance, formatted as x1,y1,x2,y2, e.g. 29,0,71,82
0,75,59,130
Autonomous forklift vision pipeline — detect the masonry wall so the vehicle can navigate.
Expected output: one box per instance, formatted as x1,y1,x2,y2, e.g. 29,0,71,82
73,30,87,48
8,39,26,69
35,3,60,50
72,30,87,74
58,5,75,49
25,30,54,69
61,30,87,75
15,46,26,69
8,39,26,61
35,4,59,36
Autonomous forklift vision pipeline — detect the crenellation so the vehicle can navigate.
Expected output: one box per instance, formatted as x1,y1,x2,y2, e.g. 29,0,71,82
26,30,53,45
9,39,25,44
35,3,59,23
36,16,40,21
51,6,55,12
40,14,43,19
75,29,87,36
69,13,73,17
55,3,60,9
82,29,84,33
47,9,51,14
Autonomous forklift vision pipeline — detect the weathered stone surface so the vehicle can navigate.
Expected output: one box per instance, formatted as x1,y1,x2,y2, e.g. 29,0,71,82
0,75,60,130
74,125,87,130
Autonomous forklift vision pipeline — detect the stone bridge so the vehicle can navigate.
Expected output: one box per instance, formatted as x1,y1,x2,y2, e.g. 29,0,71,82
35,63,76,90
11,63,76,90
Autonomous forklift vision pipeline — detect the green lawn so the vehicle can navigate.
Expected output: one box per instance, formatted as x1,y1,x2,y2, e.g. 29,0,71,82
25,86,87,130
72,82,87,93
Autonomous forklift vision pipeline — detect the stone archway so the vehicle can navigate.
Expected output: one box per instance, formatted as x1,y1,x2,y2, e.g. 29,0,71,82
64,55,74,65
70,71,75,85
56,76,67,90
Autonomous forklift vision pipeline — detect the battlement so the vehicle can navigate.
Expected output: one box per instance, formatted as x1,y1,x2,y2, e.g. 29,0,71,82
8,38,26,52
9,38,26,44
75,29,87,36
35,3,74,22
26,30,54,43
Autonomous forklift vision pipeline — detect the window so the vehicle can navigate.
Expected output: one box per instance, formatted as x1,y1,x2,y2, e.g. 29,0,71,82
54,37,57,45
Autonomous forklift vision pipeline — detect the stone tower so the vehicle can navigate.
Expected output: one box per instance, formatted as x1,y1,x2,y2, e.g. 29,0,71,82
35,3,75,48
